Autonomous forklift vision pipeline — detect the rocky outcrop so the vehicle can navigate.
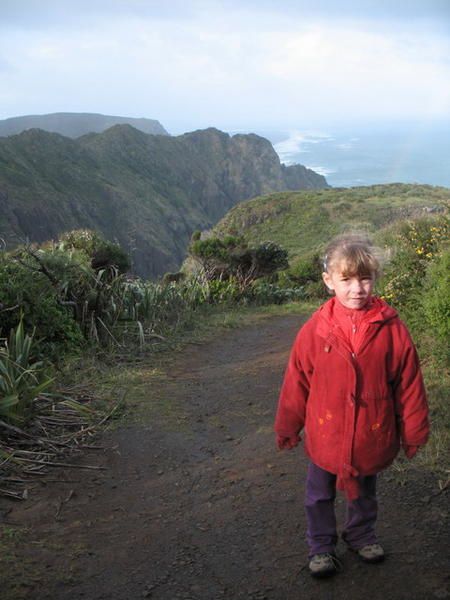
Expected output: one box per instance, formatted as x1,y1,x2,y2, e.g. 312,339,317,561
0,125,328,278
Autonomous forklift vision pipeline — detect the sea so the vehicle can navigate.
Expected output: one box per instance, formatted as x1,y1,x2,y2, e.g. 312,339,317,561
251,121,450,189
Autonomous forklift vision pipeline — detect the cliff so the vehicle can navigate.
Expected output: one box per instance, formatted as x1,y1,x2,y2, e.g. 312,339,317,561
0,125,328,277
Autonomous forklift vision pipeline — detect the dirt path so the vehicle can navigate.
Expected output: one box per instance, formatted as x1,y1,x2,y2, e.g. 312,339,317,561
1,313,449,600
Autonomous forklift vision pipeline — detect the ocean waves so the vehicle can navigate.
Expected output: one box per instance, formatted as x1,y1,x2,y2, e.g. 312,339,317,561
269,124,450,188
274,130,334,164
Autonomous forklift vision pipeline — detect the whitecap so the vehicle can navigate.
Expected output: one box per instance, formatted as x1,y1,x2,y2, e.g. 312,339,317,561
336,143,353,150
274,129,333,164
304,165,336,177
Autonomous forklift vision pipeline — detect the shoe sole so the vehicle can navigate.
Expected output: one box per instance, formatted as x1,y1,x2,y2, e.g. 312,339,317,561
359,554,385,564
348,546,385,563
309,568,338,578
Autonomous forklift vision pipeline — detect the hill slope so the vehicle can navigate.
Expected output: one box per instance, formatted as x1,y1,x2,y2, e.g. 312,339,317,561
0,126,328,277
0,112,169,138
211,184,450,260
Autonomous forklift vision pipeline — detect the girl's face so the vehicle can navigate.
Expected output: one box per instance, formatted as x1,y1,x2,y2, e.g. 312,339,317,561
322,265,375,310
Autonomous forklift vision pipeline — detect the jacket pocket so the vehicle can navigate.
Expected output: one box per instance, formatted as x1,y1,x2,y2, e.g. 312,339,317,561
354,394,399,470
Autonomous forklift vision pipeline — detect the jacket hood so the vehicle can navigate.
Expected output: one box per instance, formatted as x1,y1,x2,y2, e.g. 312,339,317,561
315,296,398,334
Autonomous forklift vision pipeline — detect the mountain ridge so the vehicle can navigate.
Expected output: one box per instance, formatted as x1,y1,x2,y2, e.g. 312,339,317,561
0,125,328,277
0,112,169,138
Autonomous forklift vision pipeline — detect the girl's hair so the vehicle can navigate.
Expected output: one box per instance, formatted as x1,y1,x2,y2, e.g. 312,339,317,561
323,234,381,279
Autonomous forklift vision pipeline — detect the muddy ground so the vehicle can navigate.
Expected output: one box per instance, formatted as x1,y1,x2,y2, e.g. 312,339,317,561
1,313,449,600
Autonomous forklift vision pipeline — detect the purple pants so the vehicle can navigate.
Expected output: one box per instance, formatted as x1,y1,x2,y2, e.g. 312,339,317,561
305,462,378,558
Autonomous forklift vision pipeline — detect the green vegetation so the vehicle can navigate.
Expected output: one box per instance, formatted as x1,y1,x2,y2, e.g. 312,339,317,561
379,215,449,351
0,183,448,483
213,183,449,261
0,125,326,279
377,216,450,472
189,234,288,281
0,320,53,424
0,248,84,359
0,226,298,422
0,230,133,359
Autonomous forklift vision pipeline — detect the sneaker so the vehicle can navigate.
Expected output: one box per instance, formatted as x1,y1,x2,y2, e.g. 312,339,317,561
308,553,342,578
357,543,385,563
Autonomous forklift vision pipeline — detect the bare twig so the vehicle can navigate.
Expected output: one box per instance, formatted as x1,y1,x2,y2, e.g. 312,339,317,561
0,419,35,438
0,304,20,313
0,389,118,499
97,317,123,347
55,489,75,519
0,487,27,500
14,457,106,470
62,393,125,441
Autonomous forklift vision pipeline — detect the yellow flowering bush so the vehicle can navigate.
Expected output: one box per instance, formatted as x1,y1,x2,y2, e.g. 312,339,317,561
379,214,449,352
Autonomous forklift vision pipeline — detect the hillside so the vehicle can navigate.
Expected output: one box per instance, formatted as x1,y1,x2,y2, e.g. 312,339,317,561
0,112,169,138
0,125,328,277
211,183,450,260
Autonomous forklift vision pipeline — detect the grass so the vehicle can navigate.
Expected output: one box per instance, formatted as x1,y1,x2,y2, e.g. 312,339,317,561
0,523,82,600
213,184,450,263
414,353,450,477
0,526,40,600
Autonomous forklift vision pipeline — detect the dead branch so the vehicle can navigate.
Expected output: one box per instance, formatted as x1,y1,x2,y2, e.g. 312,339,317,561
13,457,106,470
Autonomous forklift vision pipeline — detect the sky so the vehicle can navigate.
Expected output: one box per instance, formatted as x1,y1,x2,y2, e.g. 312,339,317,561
0,0,449,134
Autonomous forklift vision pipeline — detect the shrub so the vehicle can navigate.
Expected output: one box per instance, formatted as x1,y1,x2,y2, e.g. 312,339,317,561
304,280,329,300
0,252,84,360
207,277,242,305
422,248,450,356
189,235,288,284
190,237,240,262
0,230,134,357
58,229,100,256
248,281,306,305
91,240,131,274
58,229,131,273
252,241,288,275
288,253,323,286
162,271,186,285
379,215,449,345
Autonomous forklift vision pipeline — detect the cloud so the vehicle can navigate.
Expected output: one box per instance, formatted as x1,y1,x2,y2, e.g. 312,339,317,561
2,0,450,27
0,0,196,30
0,2,449,129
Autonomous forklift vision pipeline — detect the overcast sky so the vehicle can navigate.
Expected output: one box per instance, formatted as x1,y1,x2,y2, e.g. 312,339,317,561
1,0,449,133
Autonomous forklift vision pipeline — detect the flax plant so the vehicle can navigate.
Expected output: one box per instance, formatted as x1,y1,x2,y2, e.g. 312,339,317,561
0,320,53,424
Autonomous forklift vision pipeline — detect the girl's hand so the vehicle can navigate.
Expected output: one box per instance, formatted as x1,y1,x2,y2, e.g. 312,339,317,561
277,434,301,450
404,445,419,459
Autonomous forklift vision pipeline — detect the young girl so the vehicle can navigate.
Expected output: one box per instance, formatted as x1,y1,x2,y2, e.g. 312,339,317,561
274,234,429,578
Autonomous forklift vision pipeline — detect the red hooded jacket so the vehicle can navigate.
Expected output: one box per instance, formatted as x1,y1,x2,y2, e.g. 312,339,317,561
275,297,429,500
